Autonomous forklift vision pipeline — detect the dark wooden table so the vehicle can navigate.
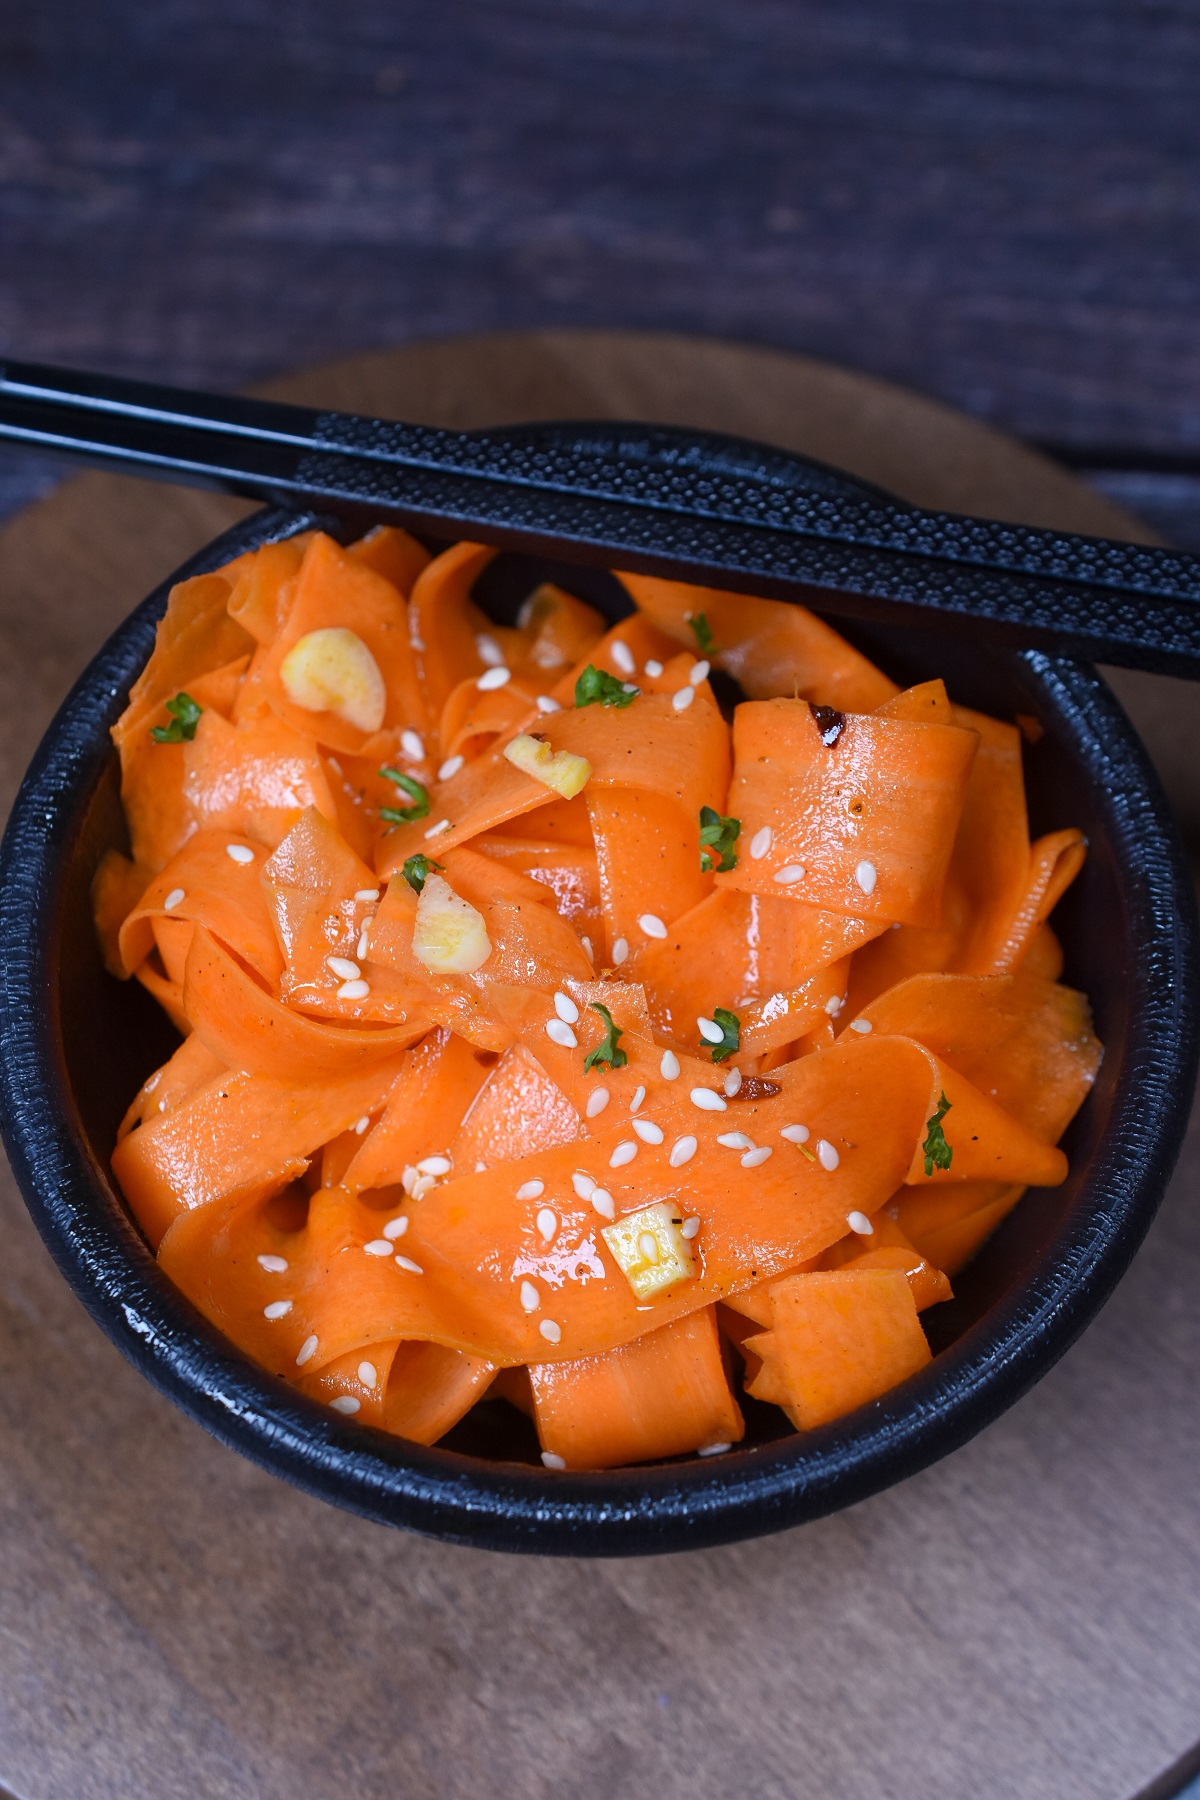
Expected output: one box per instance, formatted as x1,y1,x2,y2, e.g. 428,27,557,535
2,0,1200,539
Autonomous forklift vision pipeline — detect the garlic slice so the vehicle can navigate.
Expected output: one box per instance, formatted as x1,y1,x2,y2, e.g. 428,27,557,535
503,732,591,799
412,873,492,974
280,627,387,733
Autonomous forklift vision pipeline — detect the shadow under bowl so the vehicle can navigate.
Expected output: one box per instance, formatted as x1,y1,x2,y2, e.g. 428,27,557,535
0,482,1196,1556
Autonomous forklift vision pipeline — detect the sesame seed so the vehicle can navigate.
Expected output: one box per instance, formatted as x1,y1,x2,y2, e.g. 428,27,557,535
622,681,639,694
824,993,844,1016
639,913,667,938
855,860,878,894
356,929,370,959
474,1162,486,1173
358,1361,378,1388
395,1255,424,1274
400,729,426,760
263,1300,293,1320
545,1018,578,1048
850,1018,872,1034
717,1131,753,1149
690,1087,727,1112
536,695,562,714
697,1015,724,1044
327,757,343,776
477,665,512,691
400,1164,419,1194
612,937,629,965
536,1207,558,1241
580,934,594,960
438,754,464,781
632,1118,664,1145
681,1216,701,1239
424,818,451,839
257,1253,288,1273
629,1085,646,1113
644,659,664,677
516,1179,545,1201
638,1232,660,1262
144,1072,161,1093
327,955,361,980
585,1087,610,1119
689,659,710,684
295,1332,318,1363
520,1280,540,1313
417,1155,452,1176
338,979,370,1000
571,1171,596,1199
539,1320,562,1344
773,864,806,885
749,826,773,860
410,634,425,652
698,1442,732,1457
553,991,580,1024
724,1066,743,1096
672,685,696,712
816,1139,841,1171
353,1115,370,1135
354,887,379,901
609,1141,638,1168
330,1396,361,1415
590,1188,615,1219
476,633,505,666
847,1210,874,1235
741,1146,773,1168
669,1135,698,1167
226,843,255,865
382,1215,408,1239
611,638,636,675
660,1049,681,1080
163,887,185,912
364,1238,393,1256
780,1124,810,1143
410,1174,437,1199
541,1450,566,1469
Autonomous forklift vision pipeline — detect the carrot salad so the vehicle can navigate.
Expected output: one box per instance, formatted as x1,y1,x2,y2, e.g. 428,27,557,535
94,525,1101,1469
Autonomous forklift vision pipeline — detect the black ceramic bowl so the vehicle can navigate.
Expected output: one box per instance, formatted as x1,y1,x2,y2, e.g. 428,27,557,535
1,466,1197,1556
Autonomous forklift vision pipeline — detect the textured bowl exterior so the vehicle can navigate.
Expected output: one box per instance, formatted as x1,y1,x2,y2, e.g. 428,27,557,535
0,459,1196,1556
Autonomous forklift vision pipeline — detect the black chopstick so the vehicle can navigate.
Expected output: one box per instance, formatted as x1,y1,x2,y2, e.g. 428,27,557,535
4,356,1200,679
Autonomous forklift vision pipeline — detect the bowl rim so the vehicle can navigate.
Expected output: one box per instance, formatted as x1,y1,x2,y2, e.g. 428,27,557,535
1,485,1197,1558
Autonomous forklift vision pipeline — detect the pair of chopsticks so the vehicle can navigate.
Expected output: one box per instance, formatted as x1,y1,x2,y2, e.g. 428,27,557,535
2,357,1200,678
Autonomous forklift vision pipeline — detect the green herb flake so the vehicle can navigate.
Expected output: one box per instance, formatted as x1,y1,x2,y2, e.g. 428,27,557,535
922,1092,953,1177
150,692,203,744
379,767,430,824
575,664,639,709
699,805,741,873
687,611,716,656
400,854,443,894
583,1002,628,1072
708,1006,741,1064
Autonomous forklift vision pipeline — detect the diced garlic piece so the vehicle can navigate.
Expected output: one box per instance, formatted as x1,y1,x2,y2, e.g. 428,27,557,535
601,1201,695,1302
411,874,492,974
503,732,591,799
279,627,386,733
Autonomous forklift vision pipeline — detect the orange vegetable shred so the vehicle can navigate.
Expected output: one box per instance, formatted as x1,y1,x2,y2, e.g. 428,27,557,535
98,534,1100,1467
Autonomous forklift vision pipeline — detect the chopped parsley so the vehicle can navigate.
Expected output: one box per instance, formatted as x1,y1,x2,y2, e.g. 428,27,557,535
708,1006,741,1064
922,1093,953,1176
400,853,443,894
150,692,202,743
583,1003,628,1072
699,805,740,873
687,611,716,656
575,664,639,709
379,767,430,824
